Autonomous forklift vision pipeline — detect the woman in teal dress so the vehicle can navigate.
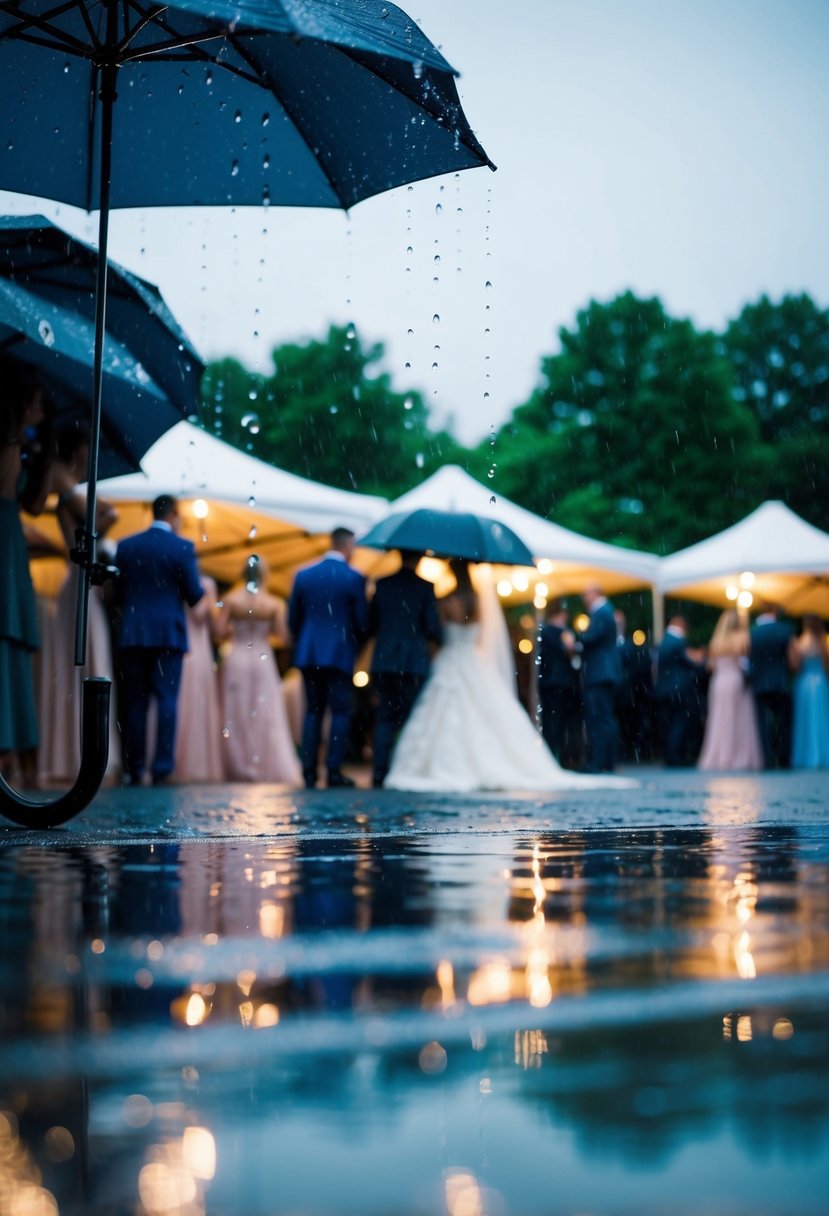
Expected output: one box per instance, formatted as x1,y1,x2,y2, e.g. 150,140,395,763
791,615,829,769
0,358,51,787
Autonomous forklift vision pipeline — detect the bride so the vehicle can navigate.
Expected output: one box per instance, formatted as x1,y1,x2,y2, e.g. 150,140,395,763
384,560,635,792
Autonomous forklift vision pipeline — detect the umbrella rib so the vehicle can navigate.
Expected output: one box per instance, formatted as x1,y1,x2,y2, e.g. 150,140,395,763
0,0,101,54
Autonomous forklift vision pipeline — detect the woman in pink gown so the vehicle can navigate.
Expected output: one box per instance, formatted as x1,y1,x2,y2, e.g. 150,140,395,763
174,574,224,782
37,423,121,788
698,609,763,771
217,556,301,785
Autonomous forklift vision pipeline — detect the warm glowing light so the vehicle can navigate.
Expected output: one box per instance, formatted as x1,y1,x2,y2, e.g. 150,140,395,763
467,959,513,1006
772,1018,794,1040
734,931,757,979
574,613,590,632
515,1029,549,1069
737,590,754,610
725,584,739,601
353,669,369,688
632,629,646,646
496,579,513,597
239,1000,254,1027
182,1126,216,1181
259,902,285,938
533,596,547,610
535,582,549,599
739,570,755,589
736,1014,753,1041
192,497,209,519
444,1170,483,1216
418,557,444,583
536,559,554,575
185,992,209,1026
147,940,164,962
518,638,533,654
526,948,553,1007
437,959,456,1009
138,1162,197,1212
512,571,530,592
253,1003,280,1028
90,938,105,954
122,1094,154,1128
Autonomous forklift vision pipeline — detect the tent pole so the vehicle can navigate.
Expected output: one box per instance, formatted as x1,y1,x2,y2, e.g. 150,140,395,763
651,584,665,644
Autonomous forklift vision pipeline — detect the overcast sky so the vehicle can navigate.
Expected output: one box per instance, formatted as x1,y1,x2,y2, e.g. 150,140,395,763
2,0,828,445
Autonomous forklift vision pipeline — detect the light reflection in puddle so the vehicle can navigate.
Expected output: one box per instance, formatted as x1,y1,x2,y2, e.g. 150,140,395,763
0,828,828,1214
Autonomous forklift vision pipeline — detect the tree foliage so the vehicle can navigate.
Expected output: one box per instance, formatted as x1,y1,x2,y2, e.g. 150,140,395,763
199,325,462,498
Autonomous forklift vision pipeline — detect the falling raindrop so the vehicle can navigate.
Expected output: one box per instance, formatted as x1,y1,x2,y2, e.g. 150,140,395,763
412,61,423,80
63,62,70,73
262,153,270,170
404,397,414,410
489,496,496,505
485,280,492,290
435,203,443,216
234,110,242,123
407,328,414,336
433,314,440,325
248,525,257,540
205,69,213,86
231,159,239,177
261,112,270,126
415,452,425,468
248,495,256,508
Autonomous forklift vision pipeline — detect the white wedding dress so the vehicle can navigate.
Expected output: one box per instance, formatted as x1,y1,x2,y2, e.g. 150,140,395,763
385,620,636,793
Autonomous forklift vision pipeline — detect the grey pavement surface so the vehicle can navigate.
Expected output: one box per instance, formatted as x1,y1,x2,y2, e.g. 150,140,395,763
1,767,827,846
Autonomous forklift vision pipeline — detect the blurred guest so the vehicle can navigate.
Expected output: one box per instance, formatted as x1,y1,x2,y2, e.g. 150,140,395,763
614,611,653,763
571,584,621,773
790,615,829,769
653,615,706,767
366,549,443,789
538,600,580,768
38,421,121,787
115,494,204,786
217,557,299,784
174,574,224,783
749,603,795,769
289,527,367,789
0,359,51,787
698,609,763,771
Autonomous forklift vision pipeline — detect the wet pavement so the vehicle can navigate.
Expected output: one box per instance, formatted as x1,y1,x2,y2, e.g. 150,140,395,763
1,769,828,1214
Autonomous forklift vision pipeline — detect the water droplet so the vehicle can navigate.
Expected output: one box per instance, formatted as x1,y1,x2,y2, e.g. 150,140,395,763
406,245,413,255
63,62,70,74
407,328,414,336
434,254,441,264
262,153,270,170
346,323,356,340
205,70,214,86
380,6,389,16
485,280,492,290
231,159,239,177
262,112,270,127
404,397,414,410
262,186,271,208
330,405,338,414
435,203,443,216
433,313,440,324
412,61,423,80
489,496,496,505
248,525,257,540
234,110,242,123
222,726,230,738
415,452,425,468
248,495,256,508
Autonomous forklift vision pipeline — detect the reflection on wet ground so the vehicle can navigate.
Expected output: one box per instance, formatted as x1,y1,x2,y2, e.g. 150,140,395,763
1,813,828,1214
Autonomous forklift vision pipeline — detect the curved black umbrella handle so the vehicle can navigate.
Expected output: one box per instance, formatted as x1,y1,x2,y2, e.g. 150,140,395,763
0,678,110,828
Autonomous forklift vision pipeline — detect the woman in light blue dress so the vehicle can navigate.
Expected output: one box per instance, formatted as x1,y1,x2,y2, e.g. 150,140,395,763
791,615,829,769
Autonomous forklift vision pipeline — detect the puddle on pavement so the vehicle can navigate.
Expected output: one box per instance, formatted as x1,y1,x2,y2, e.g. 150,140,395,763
1,827,828,1214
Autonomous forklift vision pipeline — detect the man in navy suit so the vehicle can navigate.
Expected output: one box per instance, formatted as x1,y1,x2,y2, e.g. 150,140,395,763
574,584,622,772
367,549,443,788
653,615,706,766
289,527,368,788
750,604,795,768
115,494,204,785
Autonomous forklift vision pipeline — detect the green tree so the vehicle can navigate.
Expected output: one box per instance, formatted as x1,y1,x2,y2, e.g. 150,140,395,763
490,293,764,554
200,325,464,497
722,294,829,530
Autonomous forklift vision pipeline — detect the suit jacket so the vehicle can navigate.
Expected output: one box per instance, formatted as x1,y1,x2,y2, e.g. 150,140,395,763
116,524,204,652
289,555,367,673
578,600,622,687
537,623,577,691
654,631,703,701
368,567,443,676
749,619,794,694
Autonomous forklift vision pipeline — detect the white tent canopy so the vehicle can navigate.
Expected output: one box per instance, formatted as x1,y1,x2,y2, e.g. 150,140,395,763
31,421,388,596
368,464,659,594
658,501,829,616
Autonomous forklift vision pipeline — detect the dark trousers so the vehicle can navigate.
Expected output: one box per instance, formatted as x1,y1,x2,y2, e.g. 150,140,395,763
300,666,354,779
371,671,426,781
583,681,618,772
658,691,700,767
539,685,579,767
118,647,184,782
755,690,792,769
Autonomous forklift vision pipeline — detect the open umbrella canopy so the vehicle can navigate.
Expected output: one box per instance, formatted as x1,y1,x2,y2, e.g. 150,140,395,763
0,215,203,418
358,506,536,568
658,501,829,616
0,0,493,212
0,278,179,477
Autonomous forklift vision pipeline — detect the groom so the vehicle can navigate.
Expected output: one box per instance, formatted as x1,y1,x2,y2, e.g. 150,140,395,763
367,549,443,788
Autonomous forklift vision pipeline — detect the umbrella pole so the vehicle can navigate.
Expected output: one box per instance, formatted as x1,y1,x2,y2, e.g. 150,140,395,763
73,6,117,667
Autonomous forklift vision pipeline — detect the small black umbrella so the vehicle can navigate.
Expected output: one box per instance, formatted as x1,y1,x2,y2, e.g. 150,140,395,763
359,507,537,568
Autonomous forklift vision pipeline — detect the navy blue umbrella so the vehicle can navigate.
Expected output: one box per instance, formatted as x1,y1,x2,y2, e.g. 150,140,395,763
1,0,493,664
0,278,185,478
359,508,537,568
0,215,204,432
